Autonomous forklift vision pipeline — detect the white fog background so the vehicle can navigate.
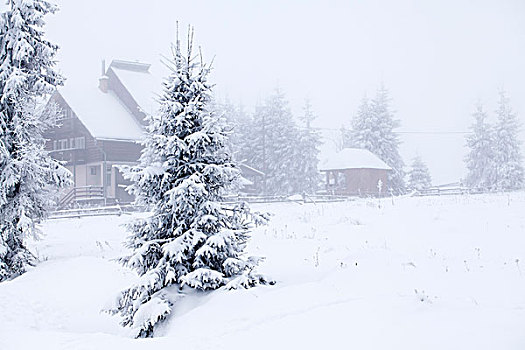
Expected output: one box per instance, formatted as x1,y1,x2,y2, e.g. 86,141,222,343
15,0,525,184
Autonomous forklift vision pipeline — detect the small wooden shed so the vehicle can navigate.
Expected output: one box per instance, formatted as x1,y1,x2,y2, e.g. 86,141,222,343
320,148,391,196
238,163,265,194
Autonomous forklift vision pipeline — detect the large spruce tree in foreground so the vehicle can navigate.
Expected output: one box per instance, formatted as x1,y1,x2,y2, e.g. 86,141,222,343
111,30,272,338
0,0,71,281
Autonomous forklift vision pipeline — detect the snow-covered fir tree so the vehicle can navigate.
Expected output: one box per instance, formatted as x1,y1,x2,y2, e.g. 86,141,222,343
110,30,272,338
464,103,496,190
247,89,299,195
344,86,405,194
299,97,316,129
344,95,373,149
245,90,321,195
292,98,321,194
0,0,71,282
209,97,236,155
407,155,432,191
212,98,251,163
231,104,253,163
493,91,523,190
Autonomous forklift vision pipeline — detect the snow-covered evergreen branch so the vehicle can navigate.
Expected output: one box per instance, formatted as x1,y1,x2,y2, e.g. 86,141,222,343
110,28,273,338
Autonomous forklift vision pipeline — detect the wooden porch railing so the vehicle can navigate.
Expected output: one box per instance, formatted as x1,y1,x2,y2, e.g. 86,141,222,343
58,185,105,209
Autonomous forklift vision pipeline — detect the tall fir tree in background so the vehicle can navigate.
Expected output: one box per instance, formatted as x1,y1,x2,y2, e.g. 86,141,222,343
344,86,405,194
407,155,432,191
213,98,251,164
210,97,237,155
246,90,322,195
493,91,523,190
232,103,253,162
369,86,405,193
110,29,271,338
248,89,298,195
292,98,321,194
464,103,496,190
344,96,374,150
299,98,316,129
0,0,71,281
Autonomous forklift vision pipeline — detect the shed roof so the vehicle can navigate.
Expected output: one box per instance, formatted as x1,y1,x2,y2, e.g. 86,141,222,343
239,163,265,177
320,148,392,171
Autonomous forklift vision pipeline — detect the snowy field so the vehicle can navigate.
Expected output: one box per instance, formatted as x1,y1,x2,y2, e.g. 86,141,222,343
1,193,525,349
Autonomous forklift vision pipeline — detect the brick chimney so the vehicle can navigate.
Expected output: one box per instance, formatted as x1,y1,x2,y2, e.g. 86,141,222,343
98,59,109,93
99,75,109,93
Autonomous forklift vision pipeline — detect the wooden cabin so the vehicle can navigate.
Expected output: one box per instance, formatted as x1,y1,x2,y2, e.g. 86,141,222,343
45,59,263,207
238,164,265,194
45,60,159,207
320,148,391,196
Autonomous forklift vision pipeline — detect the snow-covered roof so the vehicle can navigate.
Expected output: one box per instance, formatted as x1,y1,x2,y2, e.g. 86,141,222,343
239,176,253,186
110,62,161,116
54,59,166,141
239,163,265,176
320,148,392,171
59,83,144,141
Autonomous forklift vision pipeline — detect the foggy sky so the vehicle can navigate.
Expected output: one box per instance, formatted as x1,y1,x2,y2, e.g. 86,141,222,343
13,0,525,184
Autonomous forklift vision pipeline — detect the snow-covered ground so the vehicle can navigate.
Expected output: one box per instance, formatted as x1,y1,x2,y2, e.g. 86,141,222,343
1,193,525,349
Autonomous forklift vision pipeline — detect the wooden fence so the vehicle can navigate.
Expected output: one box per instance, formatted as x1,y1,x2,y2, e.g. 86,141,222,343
49,189,488,220
413,186,478,197
48,194,355,219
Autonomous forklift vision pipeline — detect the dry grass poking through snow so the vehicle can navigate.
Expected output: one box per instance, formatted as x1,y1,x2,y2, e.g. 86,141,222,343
0,193,524,349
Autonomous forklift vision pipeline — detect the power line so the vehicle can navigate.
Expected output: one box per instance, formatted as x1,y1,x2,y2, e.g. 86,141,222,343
396,131,470,135
314,127,471,135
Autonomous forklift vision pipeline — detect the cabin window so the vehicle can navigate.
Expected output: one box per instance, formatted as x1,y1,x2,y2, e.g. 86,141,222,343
68,136,85,150
58,139,68,150
57,107,73,120
90,166,97,175
53,136,85,151
74,137,85,149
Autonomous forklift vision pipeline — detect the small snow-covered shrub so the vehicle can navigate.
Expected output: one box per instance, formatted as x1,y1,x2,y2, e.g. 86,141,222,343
407,156,432,191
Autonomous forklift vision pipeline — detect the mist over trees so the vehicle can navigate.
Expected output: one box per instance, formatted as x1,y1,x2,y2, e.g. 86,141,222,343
493,91,524,190
407,155,432,191
343,85,405,194
464,91,523,191
465,103,496,190
294,99,322,194
215,90,322,196
212,98,250,159
0,0,71,281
